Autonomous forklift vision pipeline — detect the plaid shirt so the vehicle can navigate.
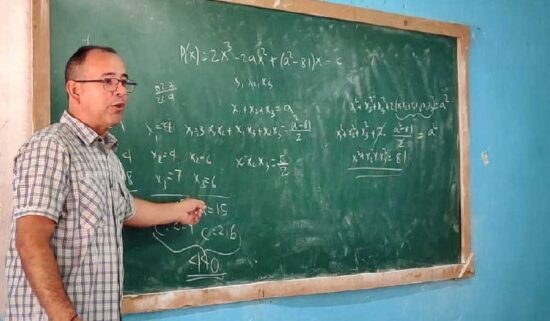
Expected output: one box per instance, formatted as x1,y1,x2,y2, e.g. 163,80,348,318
5,111,135,321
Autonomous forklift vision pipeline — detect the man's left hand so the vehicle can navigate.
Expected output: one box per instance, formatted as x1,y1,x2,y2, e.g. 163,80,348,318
176,198,206,225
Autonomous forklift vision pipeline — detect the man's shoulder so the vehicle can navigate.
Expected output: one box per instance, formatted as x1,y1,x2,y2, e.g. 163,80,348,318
20,122,76,151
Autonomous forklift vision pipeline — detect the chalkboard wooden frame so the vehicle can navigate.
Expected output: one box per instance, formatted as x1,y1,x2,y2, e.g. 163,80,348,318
32,0,472,314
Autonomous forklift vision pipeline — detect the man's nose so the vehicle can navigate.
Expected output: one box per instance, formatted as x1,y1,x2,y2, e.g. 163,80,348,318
114,82,127,96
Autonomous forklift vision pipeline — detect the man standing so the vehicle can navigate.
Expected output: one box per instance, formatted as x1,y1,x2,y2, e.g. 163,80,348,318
5,46,205,321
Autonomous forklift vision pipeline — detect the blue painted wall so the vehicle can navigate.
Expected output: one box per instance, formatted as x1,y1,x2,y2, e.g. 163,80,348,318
99,0,549,320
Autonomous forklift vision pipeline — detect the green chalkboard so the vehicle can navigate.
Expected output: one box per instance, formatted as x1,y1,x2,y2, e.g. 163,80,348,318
50,0,461,295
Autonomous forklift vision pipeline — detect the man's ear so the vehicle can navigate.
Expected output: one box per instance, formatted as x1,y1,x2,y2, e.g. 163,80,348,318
66,80,80,103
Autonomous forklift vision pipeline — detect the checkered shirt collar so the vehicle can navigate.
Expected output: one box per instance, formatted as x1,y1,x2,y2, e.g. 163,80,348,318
60,111,118,150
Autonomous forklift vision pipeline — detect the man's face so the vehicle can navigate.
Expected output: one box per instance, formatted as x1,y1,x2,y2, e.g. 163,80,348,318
76,50,129,134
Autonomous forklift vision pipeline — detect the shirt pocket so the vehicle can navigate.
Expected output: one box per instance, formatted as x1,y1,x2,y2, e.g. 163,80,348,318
77,173,107,230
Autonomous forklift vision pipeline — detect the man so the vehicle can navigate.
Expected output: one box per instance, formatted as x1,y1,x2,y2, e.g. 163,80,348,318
5,46,206,321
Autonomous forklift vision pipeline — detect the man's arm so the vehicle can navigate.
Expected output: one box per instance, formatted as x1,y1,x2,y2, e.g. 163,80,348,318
16,215,80,321
124,197,206,227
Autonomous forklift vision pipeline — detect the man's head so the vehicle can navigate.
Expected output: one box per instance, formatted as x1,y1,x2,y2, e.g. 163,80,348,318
65,46,133,136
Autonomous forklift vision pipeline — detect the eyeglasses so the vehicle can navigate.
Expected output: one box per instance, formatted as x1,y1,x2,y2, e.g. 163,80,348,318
72,78,138,93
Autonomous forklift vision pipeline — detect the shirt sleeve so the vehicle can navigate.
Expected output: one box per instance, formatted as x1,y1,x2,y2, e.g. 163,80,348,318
12,137,69,223
124,191,137,221
114,158,136,221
